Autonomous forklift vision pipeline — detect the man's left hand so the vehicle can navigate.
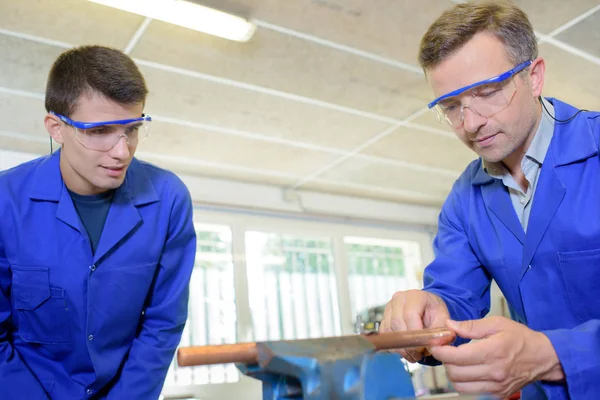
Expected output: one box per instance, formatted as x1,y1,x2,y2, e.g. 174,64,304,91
429,316,564,398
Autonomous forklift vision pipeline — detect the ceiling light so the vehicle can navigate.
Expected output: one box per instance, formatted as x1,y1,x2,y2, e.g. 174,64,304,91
89,0,256,42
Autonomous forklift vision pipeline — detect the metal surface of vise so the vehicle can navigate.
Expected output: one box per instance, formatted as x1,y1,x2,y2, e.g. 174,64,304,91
236,335,415,400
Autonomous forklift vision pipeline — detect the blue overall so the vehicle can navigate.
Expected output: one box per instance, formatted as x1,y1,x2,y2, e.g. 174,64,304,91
0,151,197,399
424,98,600,399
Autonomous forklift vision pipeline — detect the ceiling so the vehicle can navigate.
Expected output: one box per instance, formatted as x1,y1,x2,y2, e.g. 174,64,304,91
1,0,599,208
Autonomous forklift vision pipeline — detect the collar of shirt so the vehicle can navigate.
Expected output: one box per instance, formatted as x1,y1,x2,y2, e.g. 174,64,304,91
28,149,159,206
483,97,556,179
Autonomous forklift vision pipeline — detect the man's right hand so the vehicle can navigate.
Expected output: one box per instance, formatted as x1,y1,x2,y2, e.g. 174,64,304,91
379,289,451,363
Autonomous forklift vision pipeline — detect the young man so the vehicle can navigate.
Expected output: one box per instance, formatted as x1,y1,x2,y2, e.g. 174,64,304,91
380,1,600,399
0,46,197,399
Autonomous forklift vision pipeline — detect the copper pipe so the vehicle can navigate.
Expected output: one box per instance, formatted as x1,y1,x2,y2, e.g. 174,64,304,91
367,327,454,350
177,341,258,367
177,327,455,367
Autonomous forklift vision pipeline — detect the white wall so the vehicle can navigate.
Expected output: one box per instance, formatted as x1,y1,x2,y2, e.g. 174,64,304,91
0,149,441,230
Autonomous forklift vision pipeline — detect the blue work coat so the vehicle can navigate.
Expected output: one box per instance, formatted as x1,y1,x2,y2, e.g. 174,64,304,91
0,151,197,399
423,98,600,399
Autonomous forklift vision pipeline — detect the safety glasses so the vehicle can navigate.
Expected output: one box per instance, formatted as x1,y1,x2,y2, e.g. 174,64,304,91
428,60,532,128
51,111,152,151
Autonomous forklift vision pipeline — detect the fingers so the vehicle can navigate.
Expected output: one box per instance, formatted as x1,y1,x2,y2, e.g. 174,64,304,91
444,363,498,383
390,295,417,362
446,317,504,340
382,290,447,331
397,291,437,362
429,304,452,328
380,291,406,333
432,318,531,399
451,381,503,397
380,295,406,334
380,290,453,363
403,294,426,331
381,292,418,362
379,301,393,333
402,296,429,360
429,338,491,366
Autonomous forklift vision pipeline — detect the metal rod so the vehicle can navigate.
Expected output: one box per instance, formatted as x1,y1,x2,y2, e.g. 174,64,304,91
366,327,454,350
177,327,455,367
178,342,259,367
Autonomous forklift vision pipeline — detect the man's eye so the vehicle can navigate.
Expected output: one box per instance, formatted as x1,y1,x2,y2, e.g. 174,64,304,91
126,126,141,135
87,127,110,135
441,103,459,112
478,89,500,98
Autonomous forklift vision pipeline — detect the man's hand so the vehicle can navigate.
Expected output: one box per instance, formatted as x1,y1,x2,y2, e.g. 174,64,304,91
430,316,565,398
380,289,450,363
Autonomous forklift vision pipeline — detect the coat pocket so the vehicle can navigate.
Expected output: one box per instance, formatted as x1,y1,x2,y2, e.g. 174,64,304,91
557,248,600,323
11,266,70,344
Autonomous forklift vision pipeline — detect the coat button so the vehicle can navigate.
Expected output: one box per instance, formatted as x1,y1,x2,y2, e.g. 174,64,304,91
89,265,96,272
87,389,93,395
88,335,94,341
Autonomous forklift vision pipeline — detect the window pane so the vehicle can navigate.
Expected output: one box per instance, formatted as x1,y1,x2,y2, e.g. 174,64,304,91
164,223,238,387
246,231,341,341
345,236,422,320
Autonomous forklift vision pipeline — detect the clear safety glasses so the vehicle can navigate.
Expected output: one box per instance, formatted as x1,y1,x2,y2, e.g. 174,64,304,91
51,111,152,151
428,60,532,128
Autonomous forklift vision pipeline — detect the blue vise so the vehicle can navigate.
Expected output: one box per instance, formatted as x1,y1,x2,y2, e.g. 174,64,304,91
237,335,415,400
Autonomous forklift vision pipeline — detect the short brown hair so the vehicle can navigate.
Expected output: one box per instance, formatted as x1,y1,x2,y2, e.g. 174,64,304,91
418,0,538,71
45,45,148,116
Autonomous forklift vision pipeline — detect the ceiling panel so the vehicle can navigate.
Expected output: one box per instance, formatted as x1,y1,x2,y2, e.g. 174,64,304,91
300,179,444,206
0,36,64,93
141,121,339,176
361,126,474,172
131,19,430,119
217,0,452,65
0,93,47,139
540,43,600,110
0,136,49,159
410,111,454,133
0,0,143,49
514,0,600,34
318,157,457,198
140,65,392,150
136,152,301,188
554,11,600,58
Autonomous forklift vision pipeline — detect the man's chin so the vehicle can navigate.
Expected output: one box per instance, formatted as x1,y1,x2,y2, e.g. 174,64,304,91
476,147,509,164
96,177,125,191
480,155,505,164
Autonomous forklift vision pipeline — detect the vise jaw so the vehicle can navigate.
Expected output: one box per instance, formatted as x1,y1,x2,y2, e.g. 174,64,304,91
237,335,415,400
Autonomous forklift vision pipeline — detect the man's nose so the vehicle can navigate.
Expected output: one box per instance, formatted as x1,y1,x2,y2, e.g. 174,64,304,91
109,135,130,159
461,106,487,134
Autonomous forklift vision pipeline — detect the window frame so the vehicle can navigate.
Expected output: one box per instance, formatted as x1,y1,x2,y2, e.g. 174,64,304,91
161,208,434,399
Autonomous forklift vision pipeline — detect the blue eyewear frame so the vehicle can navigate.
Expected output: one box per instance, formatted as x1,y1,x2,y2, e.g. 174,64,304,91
427,60,533,109
50,111,152,129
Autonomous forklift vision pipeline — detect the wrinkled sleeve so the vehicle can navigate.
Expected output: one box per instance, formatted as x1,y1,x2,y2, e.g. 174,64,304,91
541,321,600,398
421,183,492,361
103,181,197,400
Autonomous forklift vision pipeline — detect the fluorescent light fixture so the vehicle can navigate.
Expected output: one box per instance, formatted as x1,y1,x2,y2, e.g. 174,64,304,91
89,0,256,42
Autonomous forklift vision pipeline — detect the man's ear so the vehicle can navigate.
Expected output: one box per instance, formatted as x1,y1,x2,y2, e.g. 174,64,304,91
529,57,545,98
44,113,65,144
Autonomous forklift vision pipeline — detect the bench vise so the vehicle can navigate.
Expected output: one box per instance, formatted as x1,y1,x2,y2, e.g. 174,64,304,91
177,327,455,400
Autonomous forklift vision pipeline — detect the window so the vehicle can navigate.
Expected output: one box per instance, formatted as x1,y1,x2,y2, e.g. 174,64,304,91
246,231,342,341
161,212,432,399
164,224,238,386
345,236,422,319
